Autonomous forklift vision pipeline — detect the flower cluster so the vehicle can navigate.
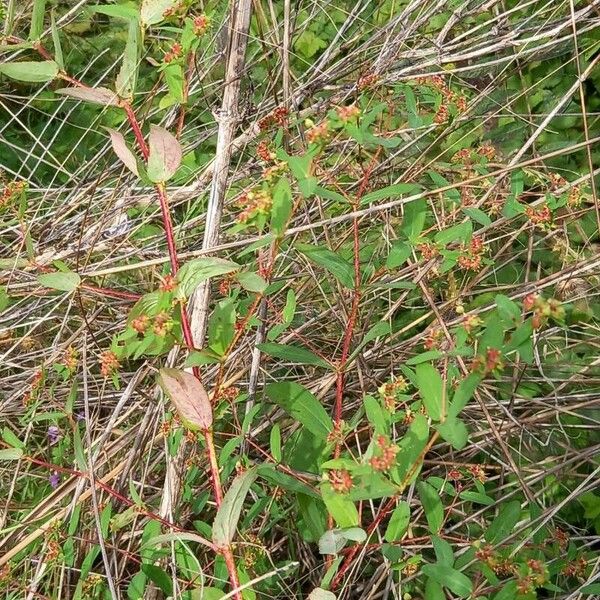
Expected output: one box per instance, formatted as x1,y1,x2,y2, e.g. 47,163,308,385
192,14,210,36
471,347,503,375
357,72,379,90
523,293,564,329
458,236,485,271
370,435,399,471
258,107,289,131
336,104,360,122
378,376,408,411
329,469,353,494
237,190,272,223
525,203,552,227
62,345,78,371
0,177,26,208
415,75,468,123
163,42,182,64
256,140,275,162
100,350,120,378
305,120,329,145
159,274,177,293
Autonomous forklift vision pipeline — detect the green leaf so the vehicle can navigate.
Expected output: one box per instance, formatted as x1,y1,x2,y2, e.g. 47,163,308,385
58,86,121,106
177,258,239,296
395,414,429,487
141,531,213,551
0,61,59,83
141,0,178,26
258,342,330,368
269,424,281,462
106,128,140,176
207,298,236,356
384,501,410,542
271,176,293,234
38,271,81,292
435,417,468,450
2,428,25,449
164,63,184,103
281,150,317,197
459,490,495,505
158,368,212,431
298,244,355,288
29,0,46,40
348,321,391,363
462,206,491,226
434,221,472,245
363,394,388,435
417,481,444,534
431,535,454,566
385,241,411,269
295,30,327,58
415,363,444,421
448,373,481,419
321,483,359,527
421,564,472,597
235,271,268,293
92,4,140,21
141,565,172,596
581,583,600,594
212,468,257,547
361,183,422,205
116,19,140,99
146,125,182,183
257,465,319,498
495,294,521,327
401,199,428,242
0,448,23,461
265,382,333,440
318,527,366,554
283,289,296,323
424,578,445,600
485,500,521,543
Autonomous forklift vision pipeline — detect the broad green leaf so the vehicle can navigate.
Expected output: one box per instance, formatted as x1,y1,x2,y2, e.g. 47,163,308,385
212,468,257,547
434,221,472,245
395,414,429,487
258,342,330,368
321,483,359,527
363,395,388,435
158,368,212,431
92,3,140,21
348,321,391,363
431,535,454,566
146,125,182,183
0,448,23,460
401,198,428,241
424,578,445,600
164,63,184,102
29,0,46,40
421,564,472,597
207,298,236,356
495,294,521,327
57,86,119,106
428,170,460,203
485,500,521,543
459,490,495,505
177,258,239,296
281,149,317,197
298,244,355,288
435,417,468,450
385,241,411,269
492,581,517,599
38,271,81,292
283,288,296,323
415,363,444,421
384,501,410,542
235,271,267,293
462,206,491,226
448,373,481,418
269,424,281,462
141,0,178,26
0,61,59,83
295,30,328,58
581,584,600,594
271,176,293,234
361,183,421,205
417,481,444,534
318,527,366,554
140,531,213,550
141,564,172,596
2,428,24,449
265,382,333,440
107,128,139,176
116,19,140,99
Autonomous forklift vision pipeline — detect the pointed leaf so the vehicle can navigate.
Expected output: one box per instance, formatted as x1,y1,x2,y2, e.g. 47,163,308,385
116,19,140,99
265,382,333,440
271,176,293,234
57,87,120,106
384,501,410,542
0,448,23,461
435,417,468,450
421,564,472,598
158,368,212,431
415,363,444,421
141,0,178,26
146,125,182,182
360,183,421,205
29,0,46,40
91,4,140,21
298,244,355,289
257,342,330,368
0,61,59,83
50,12,64,69
177,257,239,297
212,468,257,547
235,271,268,293
418,481,444,534
38,271,81,292
107,129,139,176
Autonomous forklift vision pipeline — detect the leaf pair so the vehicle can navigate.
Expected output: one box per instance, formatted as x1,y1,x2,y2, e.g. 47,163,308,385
108,125,182,182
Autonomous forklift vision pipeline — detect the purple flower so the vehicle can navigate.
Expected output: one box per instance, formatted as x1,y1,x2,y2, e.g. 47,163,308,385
49,471,60,488
47,425,61,445
75,412,85,423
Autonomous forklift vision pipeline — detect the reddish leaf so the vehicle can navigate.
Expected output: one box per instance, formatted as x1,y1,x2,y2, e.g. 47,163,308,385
158,368,212,431
56,86,120,106
146,125,182,183
107,128,139,177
